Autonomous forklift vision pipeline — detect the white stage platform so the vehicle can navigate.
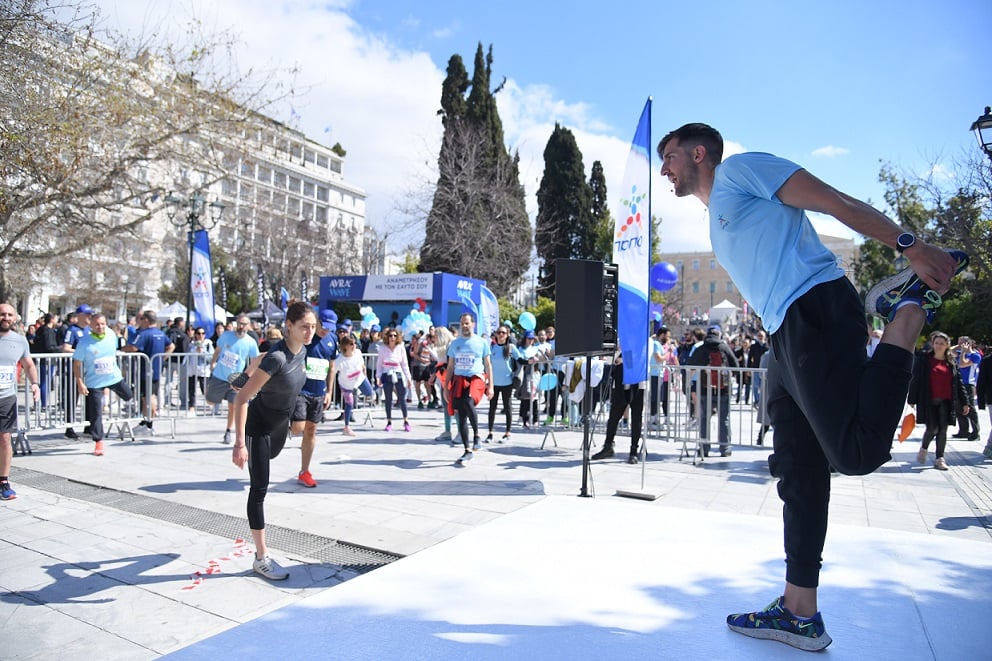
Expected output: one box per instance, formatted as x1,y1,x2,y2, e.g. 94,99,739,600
168,497,992,660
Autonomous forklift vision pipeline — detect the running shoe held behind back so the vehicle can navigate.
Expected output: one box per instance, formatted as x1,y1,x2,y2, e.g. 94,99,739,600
866,249,969,324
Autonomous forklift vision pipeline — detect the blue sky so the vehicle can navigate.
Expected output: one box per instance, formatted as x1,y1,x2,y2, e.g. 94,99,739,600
91,0,991,255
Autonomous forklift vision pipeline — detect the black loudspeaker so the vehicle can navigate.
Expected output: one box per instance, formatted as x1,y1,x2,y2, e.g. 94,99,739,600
554,259,618,356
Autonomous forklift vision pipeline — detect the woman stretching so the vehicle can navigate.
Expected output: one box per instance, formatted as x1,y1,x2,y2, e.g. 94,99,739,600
231,301,316,580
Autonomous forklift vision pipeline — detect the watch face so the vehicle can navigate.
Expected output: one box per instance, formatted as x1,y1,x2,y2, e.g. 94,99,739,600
897,233,915,250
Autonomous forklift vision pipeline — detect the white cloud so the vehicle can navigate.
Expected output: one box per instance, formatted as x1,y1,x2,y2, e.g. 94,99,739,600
811,145,850,158
88,0,727,255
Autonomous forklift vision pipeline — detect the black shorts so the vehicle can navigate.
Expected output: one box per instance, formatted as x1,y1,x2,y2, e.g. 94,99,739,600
137,378,160,400
0,395,16,434
411,363,433,382
291,393,325,424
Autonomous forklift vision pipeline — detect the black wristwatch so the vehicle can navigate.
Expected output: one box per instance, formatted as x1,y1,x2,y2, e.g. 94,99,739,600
895,232,916,253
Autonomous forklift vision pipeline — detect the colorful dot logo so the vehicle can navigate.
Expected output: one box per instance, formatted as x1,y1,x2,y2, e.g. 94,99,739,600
616,185,647,239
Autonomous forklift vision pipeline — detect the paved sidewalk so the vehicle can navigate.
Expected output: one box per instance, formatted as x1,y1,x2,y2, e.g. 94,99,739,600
2,405,991,658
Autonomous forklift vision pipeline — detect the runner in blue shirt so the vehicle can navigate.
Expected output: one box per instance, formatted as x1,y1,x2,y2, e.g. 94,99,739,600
290,308,338,488
73,313,133,457
206,315,260,444
658,122,967,652
444,313,493,463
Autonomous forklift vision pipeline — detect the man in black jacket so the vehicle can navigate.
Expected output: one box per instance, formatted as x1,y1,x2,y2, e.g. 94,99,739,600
687,325,739,457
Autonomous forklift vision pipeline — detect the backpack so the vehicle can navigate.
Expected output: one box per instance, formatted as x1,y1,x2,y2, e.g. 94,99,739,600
708,348,728,391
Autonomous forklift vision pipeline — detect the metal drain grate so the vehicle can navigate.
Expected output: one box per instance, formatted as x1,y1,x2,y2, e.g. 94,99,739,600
12,466,402,571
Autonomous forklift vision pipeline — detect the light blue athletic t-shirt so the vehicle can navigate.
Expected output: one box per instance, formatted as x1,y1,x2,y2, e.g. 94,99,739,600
708,152,844,333
74,333,123,389
490,342,521,387
447,335,491,377
211,331,260,381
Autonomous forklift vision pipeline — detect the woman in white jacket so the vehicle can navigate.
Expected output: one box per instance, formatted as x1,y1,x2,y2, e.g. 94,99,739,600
376,328,413,432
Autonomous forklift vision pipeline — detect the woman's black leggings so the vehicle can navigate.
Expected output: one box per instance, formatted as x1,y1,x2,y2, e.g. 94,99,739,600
488,384,513,433
246,413,290,530
381,373,409,422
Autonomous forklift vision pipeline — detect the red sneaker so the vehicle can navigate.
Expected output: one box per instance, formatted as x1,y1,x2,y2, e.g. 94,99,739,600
297,470,316,488
93,441,104,456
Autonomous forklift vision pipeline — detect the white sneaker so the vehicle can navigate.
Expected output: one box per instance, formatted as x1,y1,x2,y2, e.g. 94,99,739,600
253,554,289,580
223,430,232,444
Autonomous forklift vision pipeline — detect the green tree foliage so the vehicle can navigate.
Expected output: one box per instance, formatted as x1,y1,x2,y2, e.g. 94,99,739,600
534,124,595,299
419,44,530,297
0,0,291,305
855,160,992,341
588,160,614,263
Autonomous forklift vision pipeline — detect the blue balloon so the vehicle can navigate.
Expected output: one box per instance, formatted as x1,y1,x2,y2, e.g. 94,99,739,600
651,262,679,292
538,373,558,391
518,311,537,331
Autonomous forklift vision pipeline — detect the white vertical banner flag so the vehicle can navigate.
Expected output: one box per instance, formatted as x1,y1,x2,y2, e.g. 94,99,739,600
190,229,216,330
612,98,651,384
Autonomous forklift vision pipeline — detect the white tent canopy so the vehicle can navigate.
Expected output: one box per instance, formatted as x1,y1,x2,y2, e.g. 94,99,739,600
707,299,740,326
155,302,231,325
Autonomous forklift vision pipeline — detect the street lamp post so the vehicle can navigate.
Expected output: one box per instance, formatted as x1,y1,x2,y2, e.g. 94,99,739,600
971,106,992,162
165,191,225,330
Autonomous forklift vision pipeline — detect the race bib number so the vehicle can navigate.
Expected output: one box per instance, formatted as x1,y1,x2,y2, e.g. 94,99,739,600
94,357,116,375
0,366,14,387
219,350,240,370
455,351,475,371
305,357,330,380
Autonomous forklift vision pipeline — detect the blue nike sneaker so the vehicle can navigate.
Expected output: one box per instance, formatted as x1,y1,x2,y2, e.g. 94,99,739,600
1,480,16,501
866,249,969,323
727,596,832,651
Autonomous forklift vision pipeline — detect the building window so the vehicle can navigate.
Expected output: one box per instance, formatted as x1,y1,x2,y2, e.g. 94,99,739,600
303,181,315,198
287,197,300,217
302,202,314,221
315,206,327,224
726,281,734,293
240,161,254,178
221,178,237,197
676,260,683,270
316,154,328,169
239,184,253,202
273,171,287,189
709,259,716,270
330,160,342,174
316,186,329,202
692,259,699,271
256,166,271,184
304,149,315,165
288,177,301,193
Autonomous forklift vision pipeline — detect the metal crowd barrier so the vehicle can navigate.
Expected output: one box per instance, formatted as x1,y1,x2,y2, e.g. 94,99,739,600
642,365,769,465
15,352,152,455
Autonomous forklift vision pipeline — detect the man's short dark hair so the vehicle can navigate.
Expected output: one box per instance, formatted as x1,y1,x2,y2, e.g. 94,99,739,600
657,123,724,167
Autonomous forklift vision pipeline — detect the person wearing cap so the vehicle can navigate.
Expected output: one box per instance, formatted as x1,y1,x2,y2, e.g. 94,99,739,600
205,314,259,444
516,330,542,428
289,308,338,488
60,305,92,439
686,325,738,457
